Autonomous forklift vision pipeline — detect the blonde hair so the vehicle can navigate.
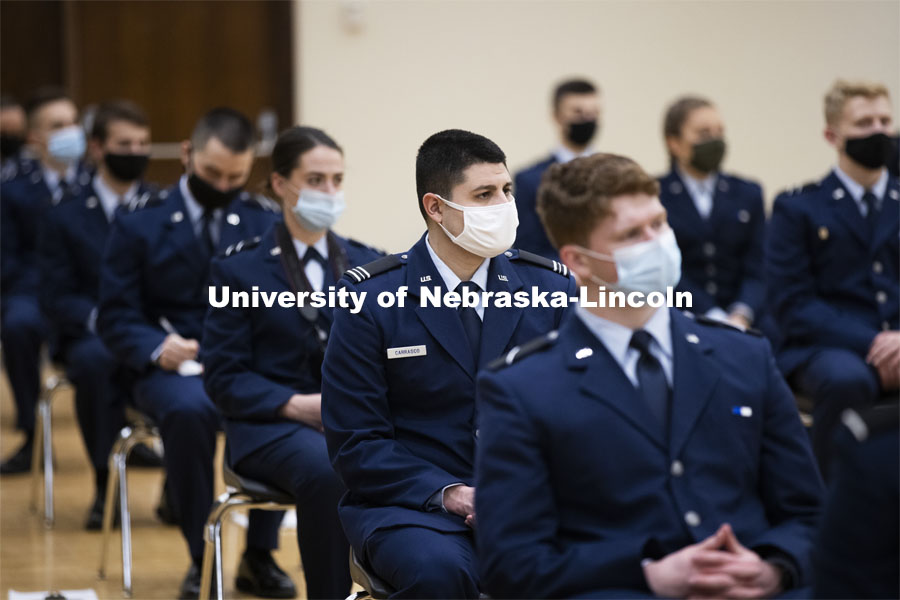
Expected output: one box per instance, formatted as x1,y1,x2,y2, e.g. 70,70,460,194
824,79,890,126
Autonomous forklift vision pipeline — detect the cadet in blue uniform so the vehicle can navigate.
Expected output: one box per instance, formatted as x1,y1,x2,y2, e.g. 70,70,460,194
1,88,91,474
514,78,601,260
322,129,575,599
97,108,293,599
658,96,769,336
813,404,899,599
203,126,383,599
768,80,899,477
40,100,155,528
477,153,823,599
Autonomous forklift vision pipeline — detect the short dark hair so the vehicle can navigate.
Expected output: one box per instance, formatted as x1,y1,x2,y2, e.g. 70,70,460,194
190,107,255,153
24,86,73,126
0,94,21,110
553,78,598,113
538,153,660,249
415,129,507,221
271,125,342,178
91,100,149,143
663,95,713,139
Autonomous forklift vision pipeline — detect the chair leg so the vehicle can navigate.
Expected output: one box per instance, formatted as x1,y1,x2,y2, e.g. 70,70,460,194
41,395,54,527
29,399,44,514
118,438,136,598
98,427,129,580
200,492,234,600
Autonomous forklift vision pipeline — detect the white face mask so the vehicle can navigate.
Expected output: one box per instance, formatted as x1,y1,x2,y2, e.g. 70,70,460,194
47,125,86,163
436,194,519,258
287,185,346,232
577,228,682,294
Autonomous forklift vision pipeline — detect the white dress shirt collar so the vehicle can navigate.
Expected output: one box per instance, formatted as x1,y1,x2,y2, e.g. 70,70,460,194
425,234,490,319
575,305,674,386
93,174,138,222
833,165,888,215
552,145,595,165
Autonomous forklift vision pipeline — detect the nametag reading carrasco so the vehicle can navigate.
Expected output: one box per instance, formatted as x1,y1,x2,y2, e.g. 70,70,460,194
387,345,427,359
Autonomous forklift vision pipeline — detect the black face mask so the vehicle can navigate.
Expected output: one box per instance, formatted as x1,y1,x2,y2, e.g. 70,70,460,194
104,152,150,182
690,138,726,174
845,132,892,170
0,134,25,160
566,120,598,147
888,135,899,177
188,172,242,210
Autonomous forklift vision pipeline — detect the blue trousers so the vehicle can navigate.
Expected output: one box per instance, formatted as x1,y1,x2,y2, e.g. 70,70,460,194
0,295,46,434
235,424,351,599
793,347,882,479
364,526,478,599
63,335,124,479
134,370,282,563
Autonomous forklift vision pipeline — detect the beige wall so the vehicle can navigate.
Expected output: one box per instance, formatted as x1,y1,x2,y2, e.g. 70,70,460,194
295,0,900,253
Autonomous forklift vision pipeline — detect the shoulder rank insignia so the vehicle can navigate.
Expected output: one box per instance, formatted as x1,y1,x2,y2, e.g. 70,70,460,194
688,313,763,337
244,193,282,213
505,249,569,277
488,330,560,371
223,236,262,257
126,191,160,212
344,254,404,283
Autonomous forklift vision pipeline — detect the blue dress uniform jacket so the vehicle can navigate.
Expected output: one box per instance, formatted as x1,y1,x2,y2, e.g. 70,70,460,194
322,234,575,553
203,222,383,466
475,310,824,599
98,184,279,370
513,156,558,260
40,179,155,342
1,160,92,297
658,170,766,319
767,171,900,376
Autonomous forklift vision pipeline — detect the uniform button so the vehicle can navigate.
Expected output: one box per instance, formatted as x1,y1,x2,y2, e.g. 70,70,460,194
684,511,701,527
873,261,883,274
670,460,684,477
877,291,887,304
705,282,718,295
703,243,716,257
705,264,717,277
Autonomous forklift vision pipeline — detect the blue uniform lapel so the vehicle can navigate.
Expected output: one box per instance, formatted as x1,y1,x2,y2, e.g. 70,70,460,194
163,187,209,275
564,316,667,451
873,178,900,251
480,255,523,367
668,170,711,234
406,235,476,378
668,310,720,458
826,174,870,247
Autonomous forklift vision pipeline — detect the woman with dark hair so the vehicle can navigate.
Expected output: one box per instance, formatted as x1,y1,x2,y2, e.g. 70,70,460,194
203,126,382,599
658,96,773,339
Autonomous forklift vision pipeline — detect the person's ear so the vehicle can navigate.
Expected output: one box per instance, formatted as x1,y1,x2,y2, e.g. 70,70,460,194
87,138,104,164
422,192,444,225
179,140,192,170
559,244,592,285
824,125,839,148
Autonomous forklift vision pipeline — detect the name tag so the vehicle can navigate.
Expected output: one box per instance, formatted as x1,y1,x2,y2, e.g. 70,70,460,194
387,345,427,359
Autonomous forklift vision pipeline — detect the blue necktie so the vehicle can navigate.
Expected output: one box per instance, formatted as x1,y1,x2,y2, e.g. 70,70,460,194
863,191,879,236
201,210,216,256
456,281,482,363
630,330,669,438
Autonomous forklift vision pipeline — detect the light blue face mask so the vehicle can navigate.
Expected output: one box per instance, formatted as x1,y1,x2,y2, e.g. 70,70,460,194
289,186,346,232
578,228,682,294
47,125,86,163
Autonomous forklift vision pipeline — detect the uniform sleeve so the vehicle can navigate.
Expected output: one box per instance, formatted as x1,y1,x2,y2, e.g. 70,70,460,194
202,258,296,421
1,184,39,296
746,339,824,586
513,170,541,251
97,214,166,369
733,183,767,319
322,280,461,510
767,195,879,354
475,370,650,598
40,207,94,338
